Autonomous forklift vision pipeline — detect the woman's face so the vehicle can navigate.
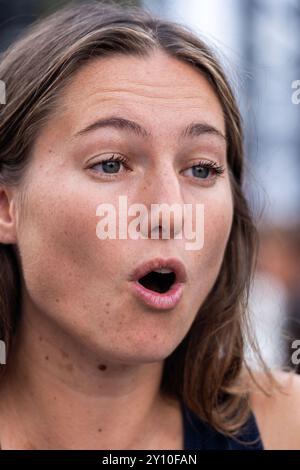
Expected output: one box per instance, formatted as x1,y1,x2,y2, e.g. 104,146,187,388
14,50,233,364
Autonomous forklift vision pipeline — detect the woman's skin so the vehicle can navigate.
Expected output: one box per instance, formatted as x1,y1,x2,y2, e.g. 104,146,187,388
0,49,298,449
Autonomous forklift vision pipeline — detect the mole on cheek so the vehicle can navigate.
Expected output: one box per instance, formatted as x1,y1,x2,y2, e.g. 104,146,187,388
98,428,102,432
45,356,49,361
98,364,107,371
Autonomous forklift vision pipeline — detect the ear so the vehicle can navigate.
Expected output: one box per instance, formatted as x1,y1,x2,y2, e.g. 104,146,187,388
0,186,18,244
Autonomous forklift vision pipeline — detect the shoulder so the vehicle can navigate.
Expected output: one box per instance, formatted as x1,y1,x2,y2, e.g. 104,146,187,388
247,369,300,449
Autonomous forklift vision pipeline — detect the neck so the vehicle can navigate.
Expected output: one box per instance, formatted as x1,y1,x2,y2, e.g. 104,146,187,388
0,301,177,449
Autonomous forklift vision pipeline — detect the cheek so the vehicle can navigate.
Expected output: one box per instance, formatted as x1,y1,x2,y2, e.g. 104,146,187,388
16,172,123,313
204,192,233,265
201,215,231,288
189,184,233,304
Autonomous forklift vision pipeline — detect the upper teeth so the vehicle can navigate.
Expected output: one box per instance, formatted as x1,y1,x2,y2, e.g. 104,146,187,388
153,268,173,274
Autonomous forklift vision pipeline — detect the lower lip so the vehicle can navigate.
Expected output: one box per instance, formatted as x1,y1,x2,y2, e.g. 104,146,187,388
130,280,184,310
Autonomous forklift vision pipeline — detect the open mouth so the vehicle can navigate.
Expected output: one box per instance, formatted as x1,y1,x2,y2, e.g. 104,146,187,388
137,269,176,294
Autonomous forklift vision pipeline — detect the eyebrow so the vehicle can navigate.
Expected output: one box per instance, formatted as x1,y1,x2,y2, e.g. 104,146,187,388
73,116,226,142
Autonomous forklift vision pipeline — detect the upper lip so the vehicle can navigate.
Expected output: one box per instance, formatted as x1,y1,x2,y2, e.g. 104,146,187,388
129,257,187,284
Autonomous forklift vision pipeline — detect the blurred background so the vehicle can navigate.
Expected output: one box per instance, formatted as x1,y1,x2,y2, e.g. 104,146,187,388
1,0,300,371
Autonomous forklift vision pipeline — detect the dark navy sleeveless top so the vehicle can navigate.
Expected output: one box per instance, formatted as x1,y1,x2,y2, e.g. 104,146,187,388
181,400,263,450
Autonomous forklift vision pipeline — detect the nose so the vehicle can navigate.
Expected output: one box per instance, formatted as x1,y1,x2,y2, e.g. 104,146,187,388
139,162,184,240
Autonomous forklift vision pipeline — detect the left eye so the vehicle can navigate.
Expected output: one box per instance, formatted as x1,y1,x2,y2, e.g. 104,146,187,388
185,165,210,179
182,162,224,180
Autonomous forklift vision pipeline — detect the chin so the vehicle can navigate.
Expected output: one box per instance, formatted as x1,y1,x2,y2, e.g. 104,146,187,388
105,342,177,365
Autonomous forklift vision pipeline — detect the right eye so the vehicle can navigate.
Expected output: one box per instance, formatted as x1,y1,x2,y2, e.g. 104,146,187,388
88,153,131,176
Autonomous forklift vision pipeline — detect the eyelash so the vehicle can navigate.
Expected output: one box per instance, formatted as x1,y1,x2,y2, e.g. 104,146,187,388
89,154,130,177
189,160,225,177
88,153,225,181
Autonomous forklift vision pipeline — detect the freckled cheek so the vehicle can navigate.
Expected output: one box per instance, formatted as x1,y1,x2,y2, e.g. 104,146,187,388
45,191,118,278
18,179,111,284
183,194,233,316
195,193,233,278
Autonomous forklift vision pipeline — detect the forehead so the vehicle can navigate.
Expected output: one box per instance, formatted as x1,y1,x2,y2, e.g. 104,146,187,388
55,50,225,138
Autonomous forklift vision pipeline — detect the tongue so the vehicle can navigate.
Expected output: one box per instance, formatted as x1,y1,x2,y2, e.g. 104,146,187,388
138,271,176,293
